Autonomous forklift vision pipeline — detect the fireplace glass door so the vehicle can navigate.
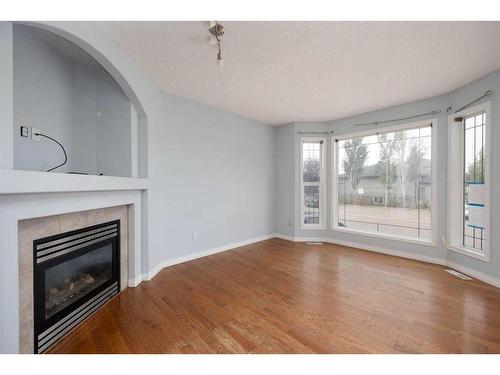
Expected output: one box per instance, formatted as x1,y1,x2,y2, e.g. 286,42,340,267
44,243,114,319
34,220,120,353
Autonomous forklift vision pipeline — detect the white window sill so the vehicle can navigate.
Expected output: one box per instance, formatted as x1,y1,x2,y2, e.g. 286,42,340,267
447,244,490,263
332,226,435,247
301,224,326,231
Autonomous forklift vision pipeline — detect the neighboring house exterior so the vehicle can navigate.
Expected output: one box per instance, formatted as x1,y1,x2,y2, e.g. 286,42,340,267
339,159,431,208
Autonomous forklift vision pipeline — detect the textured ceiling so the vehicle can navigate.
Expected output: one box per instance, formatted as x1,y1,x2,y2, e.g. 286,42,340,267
97,21,500,125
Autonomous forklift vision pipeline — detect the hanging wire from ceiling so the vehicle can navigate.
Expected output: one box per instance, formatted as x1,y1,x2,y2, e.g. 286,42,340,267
208,21,225,67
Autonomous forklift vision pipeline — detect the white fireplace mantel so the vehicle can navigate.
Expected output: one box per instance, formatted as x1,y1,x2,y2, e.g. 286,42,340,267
0,169,149,195
0,183,148,353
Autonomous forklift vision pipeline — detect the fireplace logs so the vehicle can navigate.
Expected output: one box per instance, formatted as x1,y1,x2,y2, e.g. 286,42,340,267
45,266,110,318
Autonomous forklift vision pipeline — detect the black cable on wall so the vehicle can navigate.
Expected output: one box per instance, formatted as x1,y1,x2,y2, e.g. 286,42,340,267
35,132,68,172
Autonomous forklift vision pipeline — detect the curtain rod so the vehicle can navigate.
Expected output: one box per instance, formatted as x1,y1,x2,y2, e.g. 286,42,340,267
453,90,493,114
296,131,334,135
297,90,492,131
353,110,441,127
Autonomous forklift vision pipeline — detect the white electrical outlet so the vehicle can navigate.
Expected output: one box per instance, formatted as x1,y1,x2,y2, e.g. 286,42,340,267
20,126,29,137
31,127,41,142
192,231,198,240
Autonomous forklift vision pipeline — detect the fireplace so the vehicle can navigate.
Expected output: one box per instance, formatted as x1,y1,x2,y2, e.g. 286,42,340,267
33,220,120,353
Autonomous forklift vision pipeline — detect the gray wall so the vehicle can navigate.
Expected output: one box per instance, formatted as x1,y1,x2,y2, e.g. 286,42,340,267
151,92,276,265
1,23,14,169
95,68,133,177
274,71,500,279
446,70,500,278
71,63,98,173
13,25,132,177
10,23,277,282
274,123,295,237
14,25,74,173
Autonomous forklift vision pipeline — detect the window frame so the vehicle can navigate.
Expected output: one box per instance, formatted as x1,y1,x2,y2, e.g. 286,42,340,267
300,137,327,230
331,119,438,245
447,102,491,262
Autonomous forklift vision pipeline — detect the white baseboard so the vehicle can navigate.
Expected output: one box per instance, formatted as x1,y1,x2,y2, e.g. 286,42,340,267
445,261,500,288
128,275,143,287
273,233,500,288
137,232,500,290
274,234,443,265
273,233,329,243
326,237,445,266
143,233,276,282
273,233,296,242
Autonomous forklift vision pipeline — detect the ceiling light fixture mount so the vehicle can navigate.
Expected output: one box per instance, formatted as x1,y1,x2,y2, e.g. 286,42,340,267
208,21,225,67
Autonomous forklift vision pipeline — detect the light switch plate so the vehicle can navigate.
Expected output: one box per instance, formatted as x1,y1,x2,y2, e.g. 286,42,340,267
31,127,41,141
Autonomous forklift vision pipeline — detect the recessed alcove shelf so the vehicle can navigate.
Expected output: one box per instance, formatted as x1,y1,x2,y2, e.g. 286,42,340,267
11,24,147,179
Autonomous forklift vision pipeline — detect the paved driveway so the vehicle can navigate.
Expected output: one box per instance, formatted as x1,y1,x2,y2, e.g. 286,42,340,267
338,204,431,240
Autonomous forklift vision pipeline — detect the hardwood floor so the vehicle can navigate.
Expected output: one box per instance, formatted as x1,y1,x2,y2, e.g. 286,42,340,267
48,238,500,353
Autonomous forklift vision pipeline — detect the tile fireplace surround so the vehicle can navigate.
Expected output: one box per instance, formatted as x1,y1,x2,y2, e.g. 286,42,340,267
18,206,129,354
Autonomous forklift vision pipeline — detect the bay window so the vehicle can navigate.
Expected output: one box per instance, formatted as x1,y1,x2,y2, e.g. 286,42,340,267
332,121,435,243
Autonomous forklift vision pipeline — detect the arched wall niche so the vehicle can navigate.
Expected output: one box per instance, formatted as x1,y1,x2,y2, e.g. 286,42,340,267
13,22,149,178
20,22,147,119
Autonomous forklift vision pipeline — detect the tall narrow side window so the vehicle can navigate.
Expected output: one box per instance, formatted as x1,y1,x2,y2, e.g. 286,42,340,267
448,103,490,261
301,138,326,229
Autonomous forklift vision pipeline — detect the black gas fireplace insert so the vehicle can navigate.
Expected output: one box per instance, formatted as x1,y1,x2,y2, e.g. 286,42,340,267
33,220,120,353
